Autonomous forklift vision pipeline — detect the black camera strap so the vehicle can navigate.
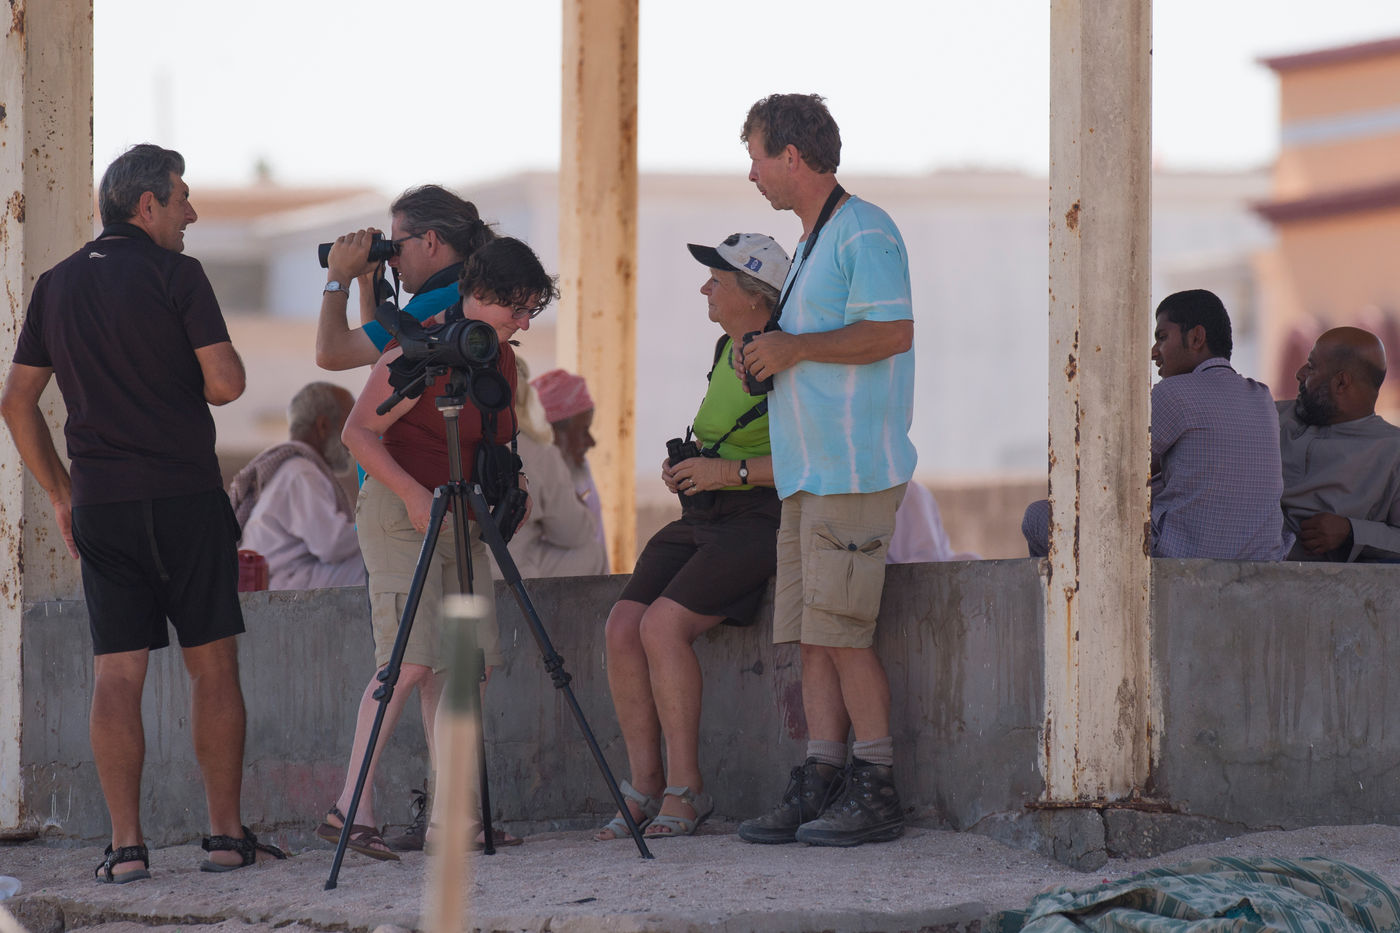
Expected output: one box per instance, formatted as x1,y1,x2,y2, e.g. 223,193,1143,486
769,183,846,327
699,337,767,453
708,400,767,451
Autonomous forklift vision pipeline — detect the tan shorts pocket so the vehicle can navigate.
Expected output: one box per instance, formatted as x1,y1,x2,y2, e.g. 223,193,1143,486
804,524,889,623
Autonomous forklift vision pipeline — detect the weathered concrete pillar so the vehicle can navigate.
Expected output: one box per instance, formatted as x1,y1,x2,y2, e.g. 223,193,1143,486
1043,0,1152,801
558,0,638,571
0,0,93,832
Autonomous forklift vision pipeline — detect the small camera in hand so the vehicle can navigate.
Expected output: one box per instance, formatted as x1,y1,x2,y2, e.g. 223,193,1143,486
666,434,718,510
741,323,779,395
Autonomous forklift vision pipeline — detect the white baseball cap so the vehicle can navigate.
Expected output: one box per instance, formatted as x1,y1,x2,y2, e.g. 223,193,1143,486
686,233,792,292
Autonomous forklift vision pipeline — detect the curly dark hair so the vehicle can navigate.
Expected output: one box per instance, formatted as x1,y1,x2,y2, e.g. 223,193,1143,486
741,93,841,174
459,237,560,316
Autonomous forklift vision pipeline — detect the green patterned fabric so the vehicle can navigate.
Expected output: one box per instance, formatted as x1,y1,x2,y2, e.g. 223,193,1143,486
1001,857,1400,933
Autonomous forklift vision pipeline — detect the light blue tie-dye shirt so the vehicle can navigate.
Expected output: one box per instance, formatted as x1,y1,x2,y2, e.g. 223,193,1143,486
769,196,917,498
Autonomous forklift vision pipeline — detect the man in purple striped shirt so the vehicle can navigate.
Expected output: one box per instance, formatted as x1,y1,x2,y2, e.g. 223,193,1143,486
1023,289,1292,560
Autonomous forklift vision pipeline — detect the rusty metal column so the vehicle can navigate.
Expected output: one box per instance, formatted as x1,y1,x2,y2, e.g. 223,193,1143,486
1043,0,1152,801
0,0,92,832
558,0,638,571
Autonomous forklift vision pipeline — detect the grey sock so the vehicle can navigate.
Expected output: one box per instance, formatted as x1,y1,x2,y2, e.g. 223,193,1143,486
806,740,847,768
851,736,894,767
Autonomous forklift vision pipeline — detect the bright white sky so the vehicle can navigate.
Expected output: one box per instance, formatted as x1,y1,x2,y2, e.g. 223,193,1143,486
94,1,1400,191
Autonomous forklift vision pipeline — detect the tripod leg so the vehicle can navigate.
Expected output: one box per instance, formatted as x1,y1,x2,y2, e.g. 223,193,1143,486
477,681,495,855
326,488,451,890
464,484,655,859
440,483,501,856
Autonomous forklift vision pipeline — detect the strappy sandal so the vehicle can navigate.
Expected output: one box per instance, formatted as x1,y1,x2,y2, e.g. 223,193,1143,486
315,805,400,861
644,785,714,838
593,780,661,841
199,825,289,872
94,843,151,884
641,784,711,834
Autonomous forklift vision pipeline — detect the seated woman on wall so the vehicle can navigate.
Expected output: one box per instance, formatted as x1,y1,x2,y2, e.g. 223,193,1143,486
315,237,558,858
595,233,791,840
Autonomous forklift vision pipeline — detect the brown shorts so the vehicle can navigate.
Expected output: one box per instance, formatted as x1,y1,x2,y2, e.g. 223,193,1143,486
619,488,780,625
356,477,502,672
772,485,906,649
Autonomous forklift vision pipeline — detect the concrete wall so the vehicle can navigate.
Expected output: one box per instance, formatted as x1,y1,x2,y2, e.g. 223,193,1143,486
1150,559,1400,828
17,559,1400,849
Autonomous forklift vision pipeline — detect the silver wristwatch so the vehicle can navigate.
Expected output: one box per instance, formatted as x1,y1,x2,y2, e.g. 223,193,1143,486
323,280,349,296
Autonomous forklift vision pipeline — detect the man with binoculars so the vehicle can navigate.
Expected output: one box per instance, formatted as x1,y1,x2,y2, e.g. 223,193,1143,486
315,185,494,372
735,93,917,849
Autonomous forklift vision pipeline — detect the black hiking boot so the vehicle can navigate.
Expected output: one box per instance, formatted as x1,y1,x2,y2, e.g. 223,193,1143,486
384,785,428,852
737,758,845,844
794,760,904,847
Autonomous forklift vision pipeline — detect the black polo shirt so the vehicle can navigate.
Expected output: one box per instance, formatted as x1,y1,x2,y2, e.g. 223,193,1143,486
13,228,230,506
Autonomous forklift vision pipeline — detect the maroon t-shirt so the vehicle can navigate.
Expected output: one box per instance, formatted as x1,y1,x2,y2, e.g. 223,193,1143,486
381,341,519,498
13,229,230,506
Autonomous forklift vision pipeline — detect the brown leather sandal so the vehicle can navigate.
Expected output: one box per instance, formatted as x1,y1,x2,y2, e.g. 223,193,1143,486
315,806,400,861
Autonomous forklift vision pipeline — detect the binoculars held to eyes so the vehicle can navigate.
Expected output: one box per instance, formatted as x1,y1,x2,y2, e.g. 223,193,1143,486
317,232,399,269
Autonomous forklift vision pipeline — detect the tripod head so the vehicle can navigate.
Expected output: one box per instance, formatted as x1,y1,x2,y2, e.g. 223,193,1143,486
373,301,512,416
373,352,527,544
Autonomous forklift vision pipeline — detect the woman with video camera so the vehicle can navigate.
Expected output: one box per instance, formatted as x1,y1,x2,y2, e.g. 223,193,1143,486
316,237,557,858
594,233,791,840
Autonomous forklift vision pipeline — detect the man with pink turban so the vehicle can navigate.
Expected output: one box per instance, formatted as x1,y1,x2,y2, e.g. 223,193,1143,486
531,369,608,571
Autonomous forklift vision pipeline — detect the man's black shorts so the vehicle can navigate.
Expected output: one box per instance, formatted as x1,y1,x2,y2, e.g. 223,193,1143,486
72,489,245,655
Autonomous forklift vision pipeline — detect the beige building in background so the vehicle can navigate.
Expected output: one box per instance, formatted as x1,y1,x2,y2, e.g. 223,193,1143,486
1255,36,1400,415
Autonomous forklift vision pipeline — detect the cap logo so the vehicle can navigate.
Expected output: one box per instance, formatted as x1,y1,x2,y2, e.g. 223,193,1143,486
745,257,763,273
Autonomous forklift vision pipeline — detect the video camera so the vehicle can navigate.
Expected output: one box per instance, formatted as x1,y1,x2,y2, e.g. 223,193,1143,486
374,303,512,414
373,304,525,539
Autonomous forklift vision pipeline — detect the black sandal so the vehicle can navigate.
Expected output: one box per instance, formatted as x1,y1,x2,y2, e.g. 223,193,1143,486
95,843,151,884
199,825,289,872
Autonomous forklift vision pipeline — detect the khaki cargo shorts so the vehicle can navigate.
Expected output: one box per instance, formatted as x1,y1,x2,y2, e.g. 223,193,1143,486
356,477,502,672
772,484,906,649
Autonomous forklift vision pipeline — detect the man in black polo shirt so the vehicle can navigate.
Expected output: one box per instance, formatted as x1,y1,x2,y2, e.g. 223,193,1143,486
1,144,285,881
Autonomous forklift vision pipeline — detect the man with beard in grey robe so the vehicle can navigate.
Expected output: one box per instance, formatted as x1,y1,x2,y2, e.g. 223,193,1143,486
1278,327,1400,562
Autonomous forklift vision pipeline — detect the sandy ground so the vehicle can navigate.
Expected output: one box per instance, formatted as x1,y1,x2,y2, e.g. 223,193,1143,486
5,821,1400,933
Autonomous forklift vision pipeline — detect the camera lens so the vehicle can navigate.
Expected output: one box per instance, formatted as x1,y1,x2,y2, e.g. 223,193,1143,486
449,321,499,366
467,369,511,413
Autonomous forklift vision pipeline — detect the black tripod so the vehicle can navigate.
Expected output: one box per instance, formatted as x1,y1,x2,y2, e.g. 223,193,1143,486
326,367,652,890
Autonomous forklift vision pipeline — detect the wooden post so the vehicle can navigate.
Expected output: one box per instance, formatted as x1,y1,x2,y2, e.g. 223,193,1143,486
558,0,639,570
425,595,484,933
